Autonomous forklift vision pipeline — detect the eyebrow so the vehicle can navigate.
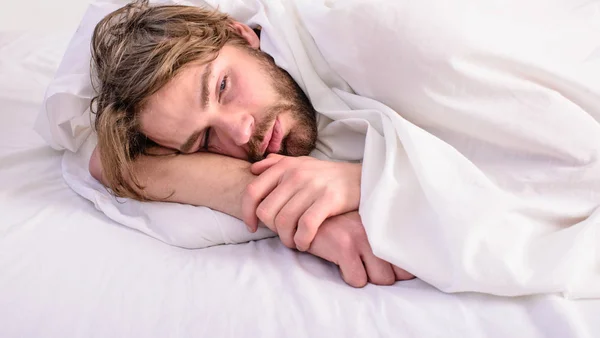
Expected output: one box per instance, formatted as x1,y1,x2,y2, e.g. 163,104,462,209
200,62,214,110
180,130,202,153
180,62,213,153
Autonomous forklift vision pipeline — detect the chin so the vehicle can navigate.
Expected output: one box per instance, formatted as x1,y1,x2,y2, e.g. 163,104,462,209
278,112,318,157
282,134,316,157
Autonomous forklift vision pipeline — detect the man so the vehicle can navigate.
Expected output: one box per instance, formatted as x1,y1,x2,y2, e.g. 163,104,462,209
89,0,414,287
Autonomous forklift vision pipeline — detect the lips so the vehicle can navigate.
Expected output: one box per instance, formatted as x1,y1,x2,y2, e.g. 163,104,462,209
258,117,283,157
259,122,274,156
266,118,283,154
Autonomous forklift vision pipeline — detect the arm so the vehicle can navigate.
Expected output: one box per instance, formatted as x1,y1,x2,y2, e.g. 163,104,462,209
89,145,254,221
91,146,361,253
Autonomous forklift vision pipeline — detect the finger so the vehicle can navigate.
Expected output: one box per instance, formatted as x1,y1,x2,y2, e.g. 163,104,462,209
307,225,337,263
307,217,367,287
392,265,415,281
241,200,259,234
256,183,300,246
349,218,395,285
338,257,368,288
274,190,316,250
361,253,396,286
250,154,285,175
308,235,367,288
294,201,333,252
255,176,300,228
241,164,287,232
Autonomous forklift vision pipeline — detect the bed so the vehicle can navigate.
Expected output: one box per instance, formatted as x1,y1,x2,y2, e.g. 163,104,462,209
2,1,600,337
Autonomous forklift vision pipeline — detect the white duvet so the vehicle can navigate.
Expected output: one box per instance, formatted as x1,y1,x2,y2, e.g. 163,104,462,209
36,0,600,298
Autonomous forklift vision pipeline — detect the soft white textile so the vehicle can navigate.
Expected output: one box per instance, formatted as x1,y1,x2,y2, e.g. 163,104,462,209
15,31,600,338
36,0,600,298
4,4,600,337
288,0,600,298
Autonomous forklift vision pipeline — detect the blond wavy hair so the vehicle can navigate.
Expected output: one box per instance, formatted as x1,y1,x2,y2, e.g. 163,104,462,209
90,0,250,200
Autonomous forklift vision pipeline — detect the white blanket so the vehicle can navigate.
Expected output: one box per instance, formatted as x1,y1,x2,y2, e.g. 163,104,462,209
285,0,600,298
11,26,600,338
36,0,600,298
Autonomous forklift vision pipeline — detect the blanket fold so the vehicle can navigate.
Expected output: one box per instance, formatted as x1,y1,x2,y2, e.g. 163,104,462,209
36,0,600,297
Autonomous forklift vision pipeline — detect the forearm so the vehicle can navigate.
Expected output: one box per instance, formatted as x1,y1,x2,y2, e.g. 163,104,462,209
91,147,254,220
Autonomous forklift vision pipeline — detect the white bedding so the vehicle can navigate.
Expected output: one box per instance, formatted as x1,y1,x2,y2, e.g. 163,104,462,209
3,1,600,337
40,0,600,298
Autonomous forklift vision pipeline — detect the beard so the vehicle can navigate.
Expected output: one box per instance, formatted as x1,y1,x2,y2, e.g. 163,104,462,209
241,46,318,163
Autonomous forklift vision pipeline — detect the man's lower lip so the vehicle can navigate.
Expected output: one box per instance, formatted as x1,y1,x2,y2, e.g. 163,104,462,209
259,122,275,156
267,118,283,154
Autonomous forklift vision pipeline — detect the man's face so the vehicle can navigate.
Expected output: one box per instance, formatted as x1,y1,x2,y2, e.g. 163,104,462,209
140,44,318,162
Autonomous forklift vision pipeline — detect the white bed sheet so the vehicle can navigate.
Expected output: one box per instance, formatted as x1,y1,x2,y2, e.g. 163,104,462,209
2,14,600,338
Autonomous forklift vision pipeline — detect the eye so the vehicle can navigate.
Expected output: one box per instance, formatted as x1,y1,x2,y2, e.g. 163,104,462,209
218,76,228,98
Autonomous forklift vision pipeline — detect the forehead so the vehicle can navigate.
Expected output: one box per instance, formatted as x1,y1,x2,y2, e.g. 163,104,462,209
139,62,204,148
142,45,248,115
147,61,203,107
143,44,261,109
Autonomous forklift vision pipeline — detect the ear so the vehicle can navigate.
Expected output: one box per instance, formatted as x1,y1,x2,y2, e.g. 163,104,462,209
230,21,260,49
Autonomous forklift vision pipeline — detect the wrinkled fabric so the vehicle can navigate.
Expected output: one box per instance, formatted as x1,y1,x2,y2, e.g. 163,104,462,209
36,0,600,297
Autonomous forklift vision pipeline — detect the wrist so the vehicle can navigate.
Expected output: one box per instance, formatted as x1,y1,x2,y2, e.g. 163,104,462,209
353,162,363,208
340,162,362,210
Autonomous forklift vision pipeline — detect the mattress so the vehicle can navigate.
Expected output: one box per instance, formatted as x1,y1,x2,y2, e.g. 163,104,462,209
1,6,600,338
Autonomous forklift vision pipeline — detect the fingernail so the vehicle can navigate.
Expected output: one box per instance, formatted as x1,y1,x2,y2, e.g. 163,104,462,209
247,225,254,233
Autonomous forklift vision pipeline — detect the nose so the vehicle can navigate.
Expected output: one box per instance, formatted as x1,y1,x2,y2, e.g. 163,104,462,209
217,112,255,146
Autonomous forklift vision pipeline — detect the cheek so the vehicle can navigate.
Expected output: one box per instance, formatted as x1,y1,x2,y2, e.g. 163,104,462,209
140,118,166,146
208,129,247,159
233,71,275,108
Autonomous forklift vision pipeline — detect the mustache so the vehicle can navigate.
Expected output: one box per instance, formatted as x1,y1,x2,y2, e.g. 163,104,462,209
247,103,292,162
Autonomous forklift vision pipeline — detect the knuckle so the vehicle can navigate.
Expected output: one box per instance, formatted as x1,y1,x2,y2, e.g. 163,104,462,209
336,231,356,252
280,235,296,249
298,214,318,231
327,189,343,205
339,249,358,266
274,212,292,229
244,182,261,201
289,169,306,183
255,205,271,221
294,236,308,251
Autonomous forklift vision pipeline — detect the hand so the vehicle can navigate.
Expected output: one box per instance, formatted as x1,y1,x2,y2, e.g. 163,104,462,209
242,154,362,251
308,211,414,287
